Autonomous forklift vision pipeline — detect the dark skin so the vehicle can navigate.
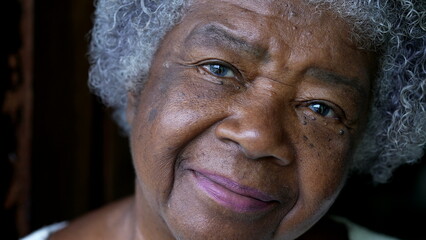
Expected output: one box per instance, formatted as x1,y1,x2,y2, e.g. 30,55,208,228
51,0,377,239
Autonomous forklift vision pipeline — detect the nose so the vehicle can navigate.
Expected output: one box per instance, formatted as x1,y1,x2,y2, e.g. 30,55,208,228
215,98,294,165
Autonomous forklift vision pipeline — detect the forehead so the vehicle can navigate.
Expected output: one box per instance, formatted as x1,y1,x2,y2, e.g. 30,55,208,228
189,0,341,25
178,0,371,83
193,0,319,15
184,0,354,49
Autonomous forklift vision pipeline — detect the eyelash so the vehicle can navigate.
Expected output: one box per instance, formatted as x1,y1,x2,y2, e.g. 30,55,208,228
304,100,344,120
202,63,236,78
197,60,241,81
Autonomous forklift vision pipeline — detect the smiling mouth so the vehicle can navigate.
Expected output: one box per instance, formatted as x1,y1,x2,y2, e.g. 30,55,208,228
192,170,278,212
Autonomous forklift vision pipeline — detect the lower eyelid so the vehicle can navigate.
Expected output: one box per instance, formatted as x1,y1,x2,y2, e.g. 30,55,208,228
196,66,225,85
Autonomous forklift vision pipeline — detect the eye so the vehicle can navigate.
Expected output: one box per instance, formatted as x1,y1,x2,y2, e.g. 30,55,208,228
202,63,236,78
308,102,337,118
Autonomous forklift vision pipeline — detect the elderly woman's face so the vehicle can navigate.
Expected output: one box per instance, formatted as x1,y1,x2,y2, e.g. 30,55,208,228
127,0,375,239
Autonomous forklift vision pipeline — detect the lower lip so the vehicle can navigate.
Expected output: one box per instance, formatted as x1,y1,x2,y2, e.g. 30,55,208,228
192,171,275,212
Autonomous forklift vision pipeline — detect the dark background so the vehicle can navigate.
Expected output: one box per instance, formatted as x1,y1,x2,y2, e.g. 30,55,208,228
1,0,425,239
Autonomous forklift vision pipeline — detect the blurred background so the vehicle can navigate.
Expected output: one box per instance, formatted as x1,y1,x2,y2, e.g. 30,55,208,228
1,0,425,239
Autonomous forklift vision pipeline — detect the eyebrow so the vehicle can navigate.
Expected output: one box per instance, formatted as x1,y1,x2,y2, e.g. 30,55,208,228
306,68,368,97
186,24,269,60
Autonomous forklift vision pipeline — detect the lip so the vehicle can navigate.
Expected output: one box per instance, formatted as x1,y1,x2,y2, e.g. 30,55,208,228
192,170,278,212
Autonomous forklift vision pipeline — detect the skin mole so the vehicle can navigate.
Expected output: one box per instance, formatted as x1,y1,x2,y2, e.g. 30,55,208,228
148,108,158,122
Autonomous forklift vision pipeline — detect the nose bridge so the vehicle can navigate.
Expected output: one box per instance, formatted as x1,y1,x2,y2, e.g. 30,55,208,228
215,92,293,164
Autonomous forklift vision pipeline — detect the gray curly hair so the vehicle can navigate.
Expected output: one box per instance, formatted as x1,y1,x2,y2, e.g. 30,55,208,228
88,0,426,183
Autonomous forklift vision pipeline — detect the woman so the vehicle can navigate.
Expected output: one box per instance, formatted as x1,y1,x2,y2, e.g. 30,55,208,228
23,0,425,239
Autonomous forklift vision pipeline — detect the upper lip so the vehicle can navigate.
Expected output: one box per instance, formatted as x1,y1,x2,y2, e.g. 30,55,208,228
194,170,278,203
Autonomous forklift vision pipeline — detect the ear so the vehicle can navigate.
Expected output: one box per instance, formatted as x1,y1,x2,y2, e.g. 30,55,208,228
126,91,138,127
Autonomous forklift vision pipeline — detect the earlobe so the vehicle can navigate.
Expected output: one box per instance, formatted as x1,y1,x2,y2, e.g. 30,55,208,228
126,91,138,127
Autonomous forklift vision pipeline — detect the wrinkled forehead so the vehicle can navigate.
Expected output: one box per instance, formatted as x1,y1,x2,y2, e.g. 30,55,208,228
186,0,348,35
184,0,362,51
182,0,358,51
188,0,380,50
191,0,332,18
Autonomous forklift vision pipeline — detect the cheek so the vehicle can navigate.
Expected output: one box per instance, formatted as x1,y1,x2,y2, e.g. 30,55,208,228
129,68,231,201
297,114,351,199
273,113,352,239
129,70,188,205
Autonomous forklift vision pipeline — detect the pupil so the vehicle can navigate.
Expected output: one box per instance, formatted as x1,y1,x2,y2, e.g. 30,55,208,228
210,64,226,76
312,103,329,116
